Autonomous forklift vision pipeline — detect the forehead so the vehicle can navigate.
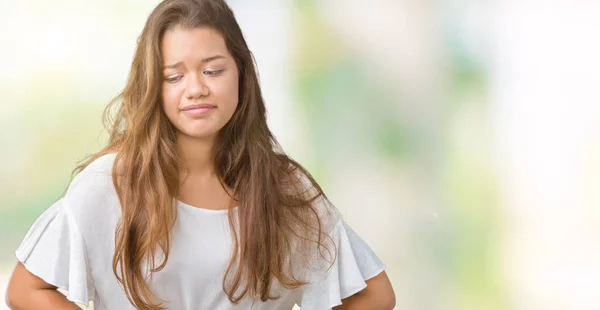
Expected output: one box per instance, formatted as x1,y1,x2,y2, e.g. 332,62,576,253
161,26,230,62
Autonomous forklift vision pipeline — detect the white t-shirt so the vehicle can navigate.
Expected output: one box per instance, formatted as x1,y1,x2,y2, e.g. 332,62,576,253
15,153,385,309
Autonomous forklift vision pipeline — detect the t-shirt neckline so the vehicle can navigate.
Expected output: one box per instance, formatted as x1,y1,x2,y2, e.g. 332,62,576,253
176,200,239,214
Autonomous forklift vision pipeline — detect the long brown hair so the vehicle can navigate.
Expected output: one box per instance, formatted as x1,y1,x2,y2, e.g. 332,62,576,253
74,0,335,309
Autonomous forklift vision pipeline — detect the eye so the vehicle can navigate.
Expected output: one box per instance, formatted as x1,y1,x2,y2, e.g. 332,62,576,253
165,75,183,83
204,69,225,77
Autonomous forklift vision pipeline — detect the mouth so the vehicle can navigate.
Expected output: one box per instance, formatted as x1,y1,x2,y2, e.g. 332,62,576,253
182,104,216,111
181,104,216,116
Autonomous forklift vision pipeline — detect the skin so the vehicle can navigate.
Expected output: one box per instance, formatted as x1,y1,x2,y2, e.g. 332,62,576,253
161,27,239,143
161,26,239,210
6,26,395,310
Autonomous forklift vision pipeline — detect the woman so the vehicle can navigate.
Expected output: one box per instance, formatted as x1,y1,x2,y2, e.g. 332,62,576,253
5,0,395,309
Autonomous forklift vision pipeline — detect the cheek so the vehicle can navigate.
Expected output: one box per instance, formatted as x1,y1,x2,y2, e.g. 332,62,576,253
160,88,183,130
161,86,181,113
223,74,240,109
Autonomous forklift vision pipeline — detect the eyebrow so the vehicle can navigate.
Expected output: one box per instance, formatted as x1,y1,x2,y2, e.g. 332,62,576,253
163,55,226,69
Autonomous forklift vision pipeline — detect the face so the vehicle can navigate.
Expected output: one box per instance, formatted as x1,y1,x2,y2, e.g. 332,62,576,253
161,26,239,140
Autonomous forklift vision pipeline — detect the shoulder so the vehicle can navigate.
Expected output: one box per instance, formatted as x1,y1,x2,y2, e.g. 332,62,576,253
67,153,117,196
61,153,120,225
287,162,342,233
76,152,117,177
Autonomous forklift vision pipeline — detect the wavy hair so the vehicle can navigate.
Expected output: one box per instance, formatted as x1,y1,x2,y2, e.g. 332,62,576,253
74,0,335,309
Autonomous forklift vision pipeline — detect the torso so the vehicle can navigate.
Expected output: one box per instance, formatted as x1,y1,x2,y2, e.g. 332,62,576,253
74,154,302,309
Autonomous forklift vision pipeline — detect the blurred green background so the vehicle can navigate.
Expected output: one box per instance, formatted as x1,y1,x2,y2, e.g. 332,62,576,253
2,1,600,309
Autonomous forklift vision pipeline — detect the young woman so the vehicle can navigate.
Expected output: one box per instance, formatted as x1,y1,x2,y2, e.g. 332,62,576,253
5,0,395,309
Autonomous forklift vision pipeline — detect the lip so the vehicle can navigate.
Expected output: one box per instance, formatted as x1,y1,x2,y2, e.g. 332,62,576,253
181,104,216,117
182,104,215,111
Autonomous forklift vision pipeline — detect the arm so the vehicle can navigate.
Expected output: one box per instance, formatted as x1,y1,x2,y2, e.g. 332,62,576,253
5,262,81,310
333,271,396,310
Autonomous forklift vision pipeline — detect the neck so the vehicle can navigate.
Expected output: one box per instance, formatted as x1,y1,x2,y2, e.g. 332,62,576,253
176,133,217,178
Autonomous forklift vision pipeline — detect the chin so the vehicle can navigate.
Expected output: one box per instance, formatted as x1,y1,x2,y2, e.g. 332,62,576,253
173,120,227,140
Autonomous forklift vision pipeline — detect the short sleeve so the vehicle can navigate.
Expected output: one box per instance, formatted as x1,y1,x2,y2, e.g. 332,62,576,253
15,197,95,306
297,219,386,309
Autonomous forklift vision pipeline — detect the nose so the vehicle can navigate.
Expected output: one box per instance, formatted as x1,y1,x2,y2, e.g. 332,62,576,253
185,72,209,99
